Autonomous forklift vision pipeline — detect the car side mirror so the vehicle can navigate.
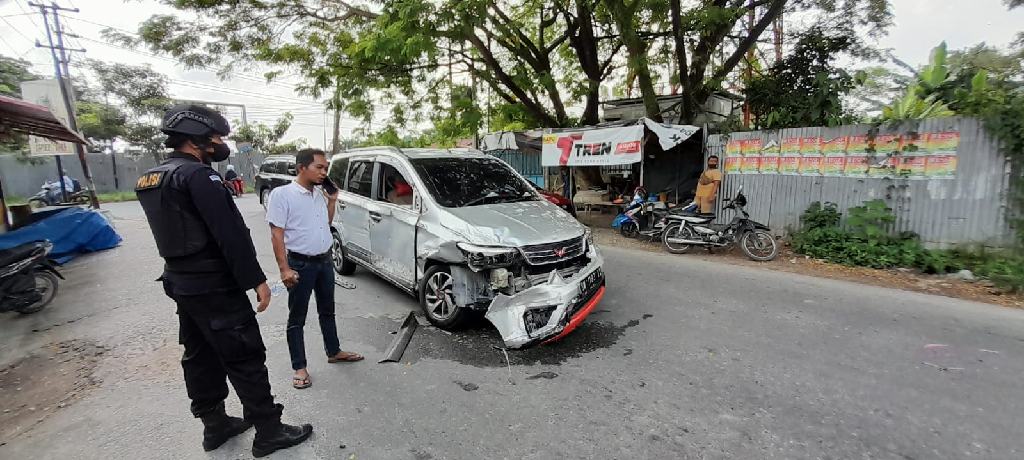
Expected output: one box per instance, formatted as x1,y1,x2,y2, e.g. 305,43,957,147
287,166,296,175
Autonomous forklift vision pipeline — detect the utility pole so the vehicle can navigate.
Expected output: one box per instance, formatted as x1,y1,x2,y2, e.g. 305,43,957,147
331,84,341,156
32,1,100,208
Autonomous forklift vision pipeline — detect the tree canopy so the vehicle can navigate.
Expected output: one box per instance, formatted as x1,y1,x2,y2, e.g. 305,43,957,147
111,0,892,136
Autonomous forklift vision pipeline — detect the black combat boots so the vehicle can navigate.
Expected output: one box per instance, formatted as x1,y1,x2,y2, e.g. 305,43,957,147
252,420,314,458
200,406,253,451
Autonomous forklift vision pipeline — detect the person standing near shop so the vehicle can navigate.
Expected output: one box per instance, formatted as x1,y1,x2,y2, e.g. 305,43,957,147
694,154,723,214
135,105,313,458
266,148,363,391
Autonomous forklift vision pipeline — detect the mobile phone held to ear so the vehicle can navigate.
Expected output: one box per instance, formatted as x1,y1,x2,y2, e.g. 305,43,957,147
322,177,338,195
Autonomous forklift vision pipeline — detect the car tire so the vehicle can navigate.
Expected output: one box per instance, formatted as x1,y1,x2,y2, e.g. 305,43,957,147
418,265,471,330
260,188,271,209
332,232,357,276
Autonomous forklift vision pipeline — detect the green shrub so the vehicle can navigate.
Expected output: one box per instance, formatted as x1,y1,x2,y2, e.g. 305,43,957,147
791,201,1024,292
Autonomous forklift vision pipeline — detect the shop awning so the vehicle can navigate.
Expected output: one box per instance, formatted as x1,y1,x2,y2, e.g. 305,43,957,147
0,95,88,144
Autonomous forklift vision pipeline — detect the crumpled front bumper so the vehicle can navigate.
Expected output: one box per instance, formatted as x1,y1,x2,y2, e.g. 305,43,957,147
484,245,605,349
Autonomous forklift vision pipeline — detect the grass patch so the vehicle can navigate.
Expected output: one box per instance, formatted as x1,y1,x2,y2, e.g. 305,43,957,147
96,191,138,203
792,201,1024,293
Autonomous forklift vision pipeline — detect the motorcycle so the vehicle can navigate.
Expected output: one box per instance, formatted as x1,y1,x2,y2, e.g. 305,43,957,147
0,241,63,314
661,186,779,261
27,180,90,208
614,187,690,240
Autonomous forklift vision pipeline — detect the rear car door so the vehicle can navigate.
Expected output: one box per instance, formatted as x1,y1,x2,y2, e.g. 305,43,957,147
337,158,375,265
367,156,419,289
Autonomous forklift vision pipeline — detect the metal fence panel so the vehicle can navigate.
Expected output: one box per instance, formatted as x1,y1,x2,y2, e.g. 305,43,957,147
706,117,1013,247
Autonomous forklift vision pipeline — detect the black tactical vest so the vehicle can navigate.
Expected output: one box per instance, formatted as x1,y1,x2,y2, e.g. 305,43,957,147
135,158,211,259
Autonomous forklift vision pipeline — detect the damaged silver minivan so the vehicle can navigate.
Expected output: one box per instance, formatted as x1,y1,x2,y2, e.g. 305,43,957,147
327,147,606,348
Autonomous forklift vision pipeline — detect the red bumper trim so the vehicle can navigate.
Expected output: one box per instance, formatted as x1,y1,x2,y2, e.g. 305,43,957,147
542,286,606,345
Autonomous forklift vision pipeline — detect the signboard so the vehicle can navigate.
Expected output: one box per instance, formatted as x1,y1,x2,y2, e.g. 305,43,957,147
20,79,77,156
542,125,644,166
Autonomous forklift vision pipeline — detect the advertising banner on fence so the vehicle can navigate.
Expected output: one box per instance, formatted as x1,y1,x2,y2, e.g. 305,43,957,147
20,79,77,156
723,130,959,180
542,124,644,166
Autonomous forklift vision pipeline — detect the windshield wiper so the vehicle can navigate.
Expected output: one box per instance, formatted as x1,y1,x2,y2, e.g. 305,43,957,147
463,191,500,207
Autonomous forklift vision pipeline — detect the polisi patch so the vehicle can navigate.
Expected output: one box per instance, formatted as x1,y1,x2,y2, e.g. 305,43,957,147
208,174,222,183
135,171,165,191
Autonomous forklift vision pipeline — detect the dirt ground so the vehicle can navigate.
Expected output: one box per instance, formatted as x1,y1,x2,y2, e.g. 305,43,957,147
581,212,1024,309
0,340,108,444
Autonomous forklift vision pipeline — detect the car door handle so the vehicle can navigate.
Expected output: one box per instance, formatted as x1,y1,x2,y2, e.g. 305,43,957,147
369,211,382,222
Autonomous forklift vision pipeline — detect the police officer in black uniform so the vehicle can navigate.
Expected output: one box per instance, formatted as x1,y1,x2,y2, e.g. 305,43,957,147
135,105,312,457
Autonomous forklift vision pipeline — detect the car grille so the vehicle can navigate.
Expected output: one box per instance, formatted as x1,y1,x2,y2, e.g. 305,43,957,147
520,236,585,265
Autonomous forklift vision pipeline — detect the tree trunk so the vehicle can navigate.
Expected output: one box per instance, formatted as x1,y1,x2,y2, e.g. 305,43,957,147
605,0,662,122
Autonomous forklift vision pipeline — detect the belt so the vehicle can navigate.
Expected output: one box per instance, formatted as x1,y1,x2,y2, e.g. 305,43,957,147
287,251,331,262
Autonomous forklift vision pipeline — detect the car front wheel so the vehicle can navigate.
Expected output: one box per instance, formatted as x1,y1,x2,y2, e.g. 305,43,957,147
332,233,357,276
419,265,471,330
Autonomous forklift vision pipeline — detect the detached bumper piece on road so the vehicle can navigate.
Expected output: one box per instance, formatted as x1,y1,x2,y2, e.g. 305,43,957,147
484,247,606,349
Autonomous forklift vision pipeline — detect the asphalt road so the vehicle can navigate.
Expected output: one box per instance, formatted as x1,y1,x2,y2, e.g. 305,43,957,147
2,196,1023,459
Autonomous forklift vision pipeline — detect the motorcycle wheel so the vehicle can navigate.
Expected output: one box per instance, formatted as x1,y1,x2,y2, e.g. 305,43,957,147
17,271,59,314
740,230,779,261
620,221,639,238
662,224,696,254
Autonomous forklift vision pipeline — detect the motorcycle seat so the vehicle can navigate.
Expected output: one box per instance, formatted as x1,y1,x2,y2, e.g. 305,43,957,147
0,241,46,267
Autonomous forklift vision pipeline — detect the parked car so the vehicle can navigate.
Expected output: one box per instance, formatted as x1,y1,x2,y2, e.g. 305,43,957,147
528,180,576,216
255,154,297,208
328,147,606,349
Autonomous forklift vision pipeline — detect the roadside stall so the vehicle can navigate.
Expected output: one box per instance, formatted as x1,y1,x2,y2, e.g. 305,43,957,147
539,118,703,215
1,95,120,264
1,95,91,232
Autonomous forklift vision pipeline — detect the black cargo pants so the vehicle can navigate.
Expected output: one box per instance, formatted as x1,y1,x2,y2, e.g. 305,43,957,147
166,284,282,423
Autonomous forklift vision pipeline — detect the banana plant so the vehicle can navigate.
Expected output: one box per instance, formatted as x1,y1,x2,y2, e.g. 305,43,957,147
880,84,954,121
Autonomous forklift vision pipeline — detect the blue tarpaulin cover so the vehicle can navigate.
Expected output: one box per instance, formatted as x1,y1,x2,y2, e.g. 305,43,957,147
0,207,122,264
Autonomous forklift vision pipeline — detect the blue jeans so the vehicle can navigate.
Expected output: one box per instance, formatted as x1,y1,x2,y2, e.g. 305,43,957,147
285,255,340,370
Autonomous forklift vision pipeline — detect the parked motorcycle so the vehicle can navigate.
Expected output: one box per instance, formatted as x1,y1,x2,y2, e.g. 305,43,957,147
27,180,90,208
0,241,63,314
614,187,690,240
661,186,779,261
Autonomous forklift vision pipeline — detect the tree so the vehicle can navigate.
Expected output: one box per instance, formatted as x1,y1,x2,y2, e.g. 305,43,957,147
745,28,859,129
84,59,172,160
0,55,44,156
76,101,127,151
115,0,891,130
231,113,306,155
0,55,39,98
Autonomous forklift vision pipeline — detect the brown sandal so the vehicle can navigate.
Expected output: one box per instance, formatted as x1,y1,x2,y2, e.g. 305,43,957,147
328,351,364,363
292,375,311,389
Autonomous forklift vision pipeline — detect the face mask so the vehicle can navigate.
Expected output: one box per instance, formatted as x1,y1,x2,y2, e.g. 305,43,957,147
206,142,231,163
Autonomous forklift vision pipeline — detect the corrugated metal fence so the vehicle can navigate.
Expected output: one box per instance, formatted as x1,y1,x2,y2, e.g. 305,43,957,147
706,117,1015,247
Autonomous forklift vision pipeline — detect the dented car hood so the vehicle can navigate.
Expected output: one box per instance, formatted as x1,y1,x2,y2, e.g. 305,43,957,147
440,200,584,247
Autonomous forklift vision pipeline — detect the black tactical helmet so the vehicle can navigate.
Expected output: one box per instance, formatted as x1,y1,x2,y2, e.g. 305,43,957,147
160,104,231,138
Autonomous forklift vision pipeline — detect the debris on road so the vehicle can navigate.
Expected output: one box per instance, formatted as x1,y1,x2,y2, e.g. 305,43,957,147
379,312,418,363
453,380,479,391
922,361,964,372
492,346,515,385
526,371,558,380
335,280,357,290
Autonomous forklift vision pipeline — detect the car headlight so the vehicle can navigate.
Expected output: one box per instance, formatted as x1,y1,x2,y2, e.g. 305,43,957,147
457,242,518,271
583,228,594,250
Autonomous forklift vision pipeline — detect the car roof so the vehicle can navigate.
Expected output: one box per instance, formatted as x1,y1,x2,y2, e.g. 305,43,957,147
335,146,491,161
263,154,295,162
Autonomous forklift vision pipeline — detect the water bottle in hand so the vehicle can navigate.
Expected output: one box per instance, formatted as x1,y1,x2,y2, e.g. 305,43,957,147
269,281,287,297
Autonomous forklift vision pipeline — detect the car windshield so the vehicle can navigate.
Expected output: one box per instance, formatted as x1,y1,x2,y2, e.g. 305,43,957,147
410,157,538,208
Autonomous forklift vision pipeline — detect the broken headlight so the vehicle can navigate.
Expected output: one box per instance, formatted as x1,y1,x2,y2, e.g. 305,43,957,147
457,242,518,271
583,228,594,252
523,306,557,335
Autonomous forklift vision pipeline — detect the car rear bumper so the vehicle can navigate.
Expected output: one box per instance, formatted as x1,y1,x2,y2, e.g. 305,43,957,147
484,245,605,349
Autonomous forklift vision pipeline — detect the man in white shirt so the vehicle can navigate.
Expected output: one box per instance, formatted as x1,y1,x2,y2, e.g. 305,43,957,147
266,148,363,390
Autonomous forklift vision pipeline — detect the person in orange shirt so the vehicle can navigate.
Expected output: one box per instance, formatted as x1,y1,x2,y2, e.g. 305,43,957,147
694,155,722,214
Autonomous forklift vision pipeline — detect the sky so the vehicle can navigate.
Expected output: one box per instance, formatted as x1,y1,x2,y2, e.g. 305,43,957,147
1,0,1022,148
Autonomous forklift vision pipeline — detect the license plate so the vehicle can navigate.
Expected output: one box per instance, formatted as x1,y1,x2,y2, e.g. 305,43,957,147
578,268,604,298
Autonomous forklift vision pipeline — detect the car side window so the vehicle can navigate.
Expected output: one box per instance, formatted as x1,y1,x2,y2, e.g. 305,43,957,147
376,162,414,208
328,158,349,190
346,160,373,198
260,161,273,174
